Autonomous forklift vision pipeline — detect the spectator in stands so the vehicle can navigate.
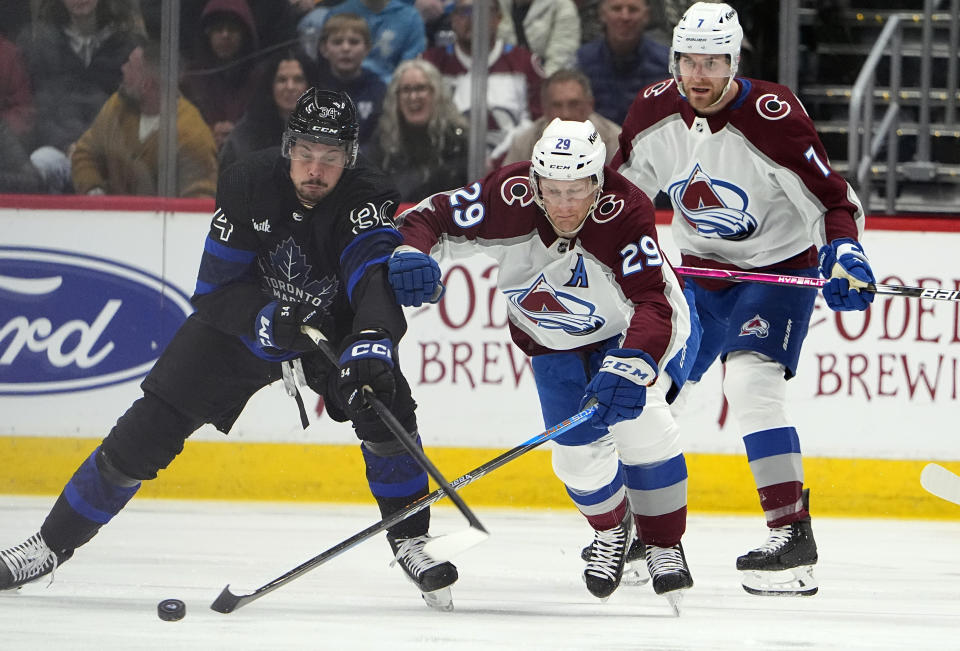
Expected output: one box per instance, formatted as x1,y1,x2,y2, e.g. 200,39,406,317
180,0,261,152
0,121,43,193
0,34,33,143
500,68,619,166
575,0,603,43
71,41,218,198
576,0,669,125
300,0,426,84
142,0,305,55
497,0,581,76
423,0,543,156
17,0,141,156
315,13,386,148
367,58,468,202
219,47,318,172
415,0,455,48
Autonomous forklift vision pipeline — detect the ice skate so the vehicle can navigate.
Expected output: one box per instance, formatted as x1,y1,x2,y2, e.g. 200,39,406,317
645,542,693,616
387,534,459,612
582,537,649,586
737,488,818,597
0,533,73,591
736,516,818,596
582,512,632,600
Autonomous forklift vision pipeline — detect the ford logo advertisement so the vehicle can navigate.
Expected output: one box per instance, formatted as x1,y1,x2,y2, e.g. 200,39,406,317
0,247,193,395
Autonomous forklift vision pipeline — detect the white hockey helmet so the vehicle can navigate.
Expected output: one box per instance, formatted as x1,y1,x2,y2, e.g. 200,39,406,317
670,2,743,98
529,118,606,235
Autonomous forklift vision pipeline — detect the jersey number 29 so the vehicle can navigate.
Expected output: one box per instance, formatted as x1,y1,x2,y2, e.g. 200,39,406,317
620,236,664,276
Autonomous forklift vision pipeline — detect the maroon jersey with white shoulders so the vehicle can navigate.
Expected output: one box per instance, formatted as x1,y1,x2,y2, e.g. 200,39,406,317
396,162,691,372
613,77,864,273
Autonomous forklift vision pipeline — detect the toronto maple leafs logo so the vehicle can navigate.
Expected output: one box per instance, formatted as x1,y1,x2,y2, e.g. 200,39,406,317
504,275,604,336
260,237,338,310
668,164,758,241
739,314,770,338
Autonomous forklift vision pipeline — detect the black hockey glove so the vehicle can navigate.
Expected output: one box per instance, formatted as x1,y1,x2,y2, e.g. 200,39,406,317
337,329,396,416
254,300,324,353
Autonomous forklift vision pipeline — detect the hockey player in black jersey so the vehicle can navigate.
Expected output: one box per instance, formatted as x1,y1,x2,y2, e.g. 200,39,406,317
0,89,458,610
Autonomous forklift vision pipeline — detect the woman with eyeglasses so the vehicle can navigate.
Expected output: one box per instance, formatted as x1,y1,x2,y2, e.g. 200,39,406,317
367,58,468,202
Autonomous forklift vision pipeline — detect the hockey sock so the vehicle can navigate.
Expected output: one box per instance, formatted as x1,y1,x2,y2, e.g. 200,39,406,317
361,440,429,539
566,467,628,530
40,447,141,552
743,427,807,526
624,453,687,547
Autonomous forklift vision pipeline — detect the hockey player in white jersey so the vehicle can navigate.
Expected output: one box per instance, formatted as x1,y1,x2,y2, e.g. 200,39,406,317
387,118,700,612
613,2,877,596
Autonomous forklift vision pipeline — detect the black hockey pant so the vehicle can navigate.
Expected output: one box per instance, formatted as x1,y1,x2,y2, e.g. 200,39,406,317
40,315,430,554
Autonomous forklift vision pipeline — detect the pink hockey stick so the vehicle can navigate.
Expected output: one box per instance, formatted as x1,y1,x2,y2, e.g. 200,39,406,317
674,266,960,303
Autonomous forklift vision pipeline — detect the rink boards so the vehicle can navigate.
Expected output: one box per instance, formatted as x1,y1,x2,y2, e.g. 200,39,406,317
2,196,959,519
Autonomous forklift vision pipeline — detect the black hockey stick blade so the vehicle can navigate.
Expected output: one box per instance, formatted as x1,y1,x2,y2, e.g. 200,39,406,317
210,585,246,614
209,404,596,614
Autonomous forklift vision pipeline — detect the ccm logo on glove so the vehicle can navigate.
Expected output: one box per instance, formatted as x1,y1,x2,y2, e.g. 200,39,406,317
338,331,396,415
581,349,659,429
255,301,323,352
599,357,655,385
344,341,393,361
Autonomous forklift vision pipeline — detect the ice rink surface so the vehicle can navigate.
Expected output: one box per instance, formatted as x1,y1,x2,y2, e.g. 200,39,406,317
1,496,957,651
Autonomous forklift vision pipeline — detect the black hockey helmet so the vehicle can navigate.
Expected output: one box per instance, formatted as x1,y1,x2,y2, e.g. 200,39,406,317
282,88,359,168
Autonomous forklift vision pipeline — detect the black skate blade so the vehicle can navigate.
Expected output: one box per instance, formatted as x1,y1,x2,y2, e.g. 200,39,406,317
210,585,248,613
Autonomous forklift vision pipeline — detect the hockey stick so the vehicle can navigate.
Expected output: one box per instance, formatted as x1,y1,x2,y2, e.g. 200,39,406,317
674,266,960,302
210,403,597,613
300,325,488,559
920,463,960,506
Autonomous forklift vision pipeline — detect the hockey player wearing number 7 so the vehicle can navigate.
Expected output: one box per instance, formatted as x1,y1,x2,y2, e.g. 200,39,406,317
387,118,702,612
613,2,876,596
0,88,460,610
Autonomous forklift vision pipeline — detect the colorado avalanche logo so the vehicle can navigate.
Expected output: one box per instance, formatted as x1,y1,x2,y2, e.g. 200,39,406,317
669,164,758,240
644,79,675,98
756,93,791,121
592,194,625,224
260,237,338,311
501,175,535,207
739,314,770,338
504,274,604,336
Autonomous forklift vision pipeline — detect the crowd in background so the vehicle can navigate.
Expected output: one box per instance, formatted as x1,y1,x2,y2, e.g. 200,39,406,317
0,0,771,200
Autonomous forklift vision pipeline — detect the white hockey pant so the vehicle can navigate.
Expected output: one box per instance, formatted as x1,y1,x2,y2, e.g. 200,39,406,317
552,375,682,512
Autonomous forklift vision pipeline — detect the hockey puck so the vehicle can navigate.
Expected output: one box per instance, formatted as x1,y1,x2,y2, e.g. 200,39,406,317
157,598,186,621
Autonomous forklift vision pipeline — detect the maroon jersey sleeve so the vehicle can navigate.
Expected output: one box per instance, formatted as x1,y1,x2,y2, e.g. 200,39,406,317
396,162,540,251
579,170,685,366
732,80,862,243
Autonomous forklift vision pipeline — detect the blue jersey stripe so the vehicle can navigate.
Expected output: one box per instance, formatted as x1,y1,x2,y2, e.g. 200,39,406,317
744,427,802,462
566,471,624,506
204,236,258,263
367,473,428,498
623,454,688,491
340,227,401,300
